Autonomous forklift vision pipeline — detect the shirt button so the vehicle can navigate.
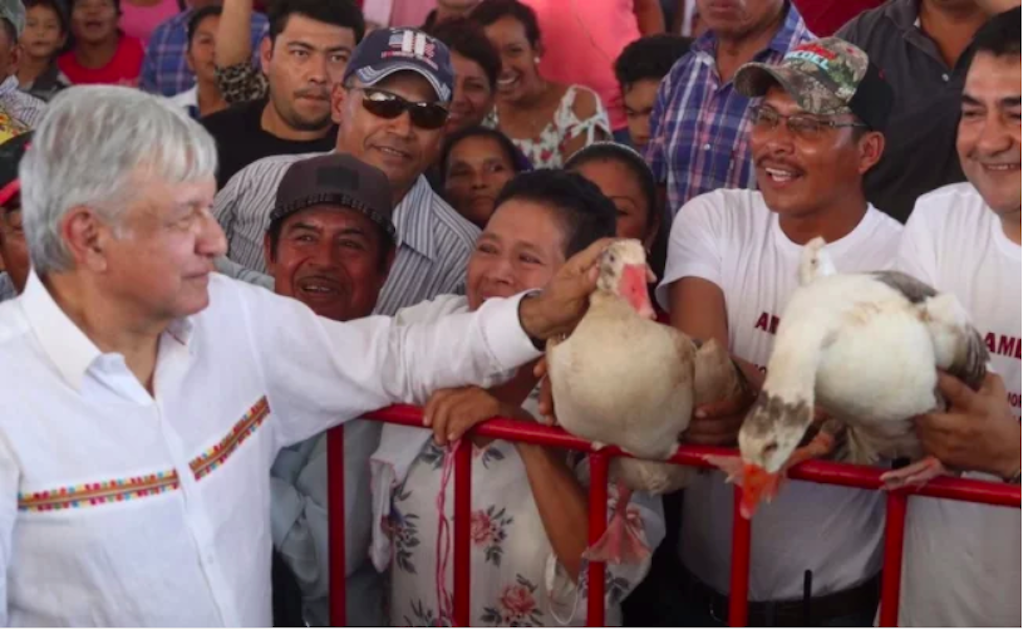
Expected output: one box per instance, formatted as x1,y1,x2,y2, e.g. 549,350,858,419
942,73,950,82
703,143,712,151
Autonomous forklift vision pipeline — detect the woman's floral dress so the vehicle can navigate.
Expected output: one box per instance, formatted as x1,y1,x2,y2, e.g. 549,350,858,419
385,390,665,627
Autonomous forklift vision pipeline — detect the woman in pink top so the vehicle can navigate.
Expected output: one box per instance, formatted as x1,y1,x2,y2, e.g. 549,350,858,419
119,0,182,46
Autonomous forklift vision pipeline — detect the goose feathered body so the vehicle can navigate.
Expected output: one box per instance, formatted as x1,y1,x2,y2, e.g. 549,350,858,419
738,238,989,479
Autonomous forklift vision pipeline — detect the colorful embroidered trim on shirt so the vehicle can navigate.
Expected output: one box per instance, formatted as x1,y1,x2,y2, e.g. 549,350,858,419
18,471,181,512
190,396,270,480
17,396,271,511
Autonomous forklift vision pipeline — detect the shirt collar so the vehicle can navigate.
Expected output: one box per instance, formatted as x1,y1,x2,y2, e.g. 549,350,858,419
0,75,19,98
19,271,198,390
20,271,102,391
392,175,438,261
886,0,921,32
692,2,809,58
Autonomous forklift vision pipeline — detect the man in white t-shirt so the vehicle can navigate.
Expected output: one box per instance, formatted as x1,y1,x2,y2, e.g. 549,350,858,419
656,38,902,625
892,9,1021,626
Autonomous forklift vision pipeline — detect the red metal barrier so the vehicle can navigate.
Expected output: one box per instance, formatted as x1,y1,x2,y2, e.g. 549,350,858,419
328,405,1021,627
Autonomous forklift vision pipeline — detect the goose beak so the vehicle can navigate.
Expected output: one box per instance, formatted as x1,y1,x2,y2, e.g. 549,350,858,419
740,463,780,519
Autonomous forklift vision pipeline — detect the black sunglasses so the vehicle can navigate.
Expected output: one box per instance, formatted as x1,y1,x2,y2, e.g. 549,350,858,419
354,87,450,130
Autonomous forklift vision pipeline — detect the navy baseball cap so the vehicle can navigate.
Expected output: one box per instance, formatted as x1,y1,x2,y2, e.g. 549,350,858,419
343,27,455,103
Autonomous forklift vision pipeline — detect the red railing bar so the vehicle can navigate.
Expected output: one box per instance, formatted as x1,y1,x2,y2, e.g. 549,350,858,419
728,487,752,627
327,425,346,627
363,406,1022,507
328,407,1019,627
586,452,610,627
878,491,908,627
453,443,473,626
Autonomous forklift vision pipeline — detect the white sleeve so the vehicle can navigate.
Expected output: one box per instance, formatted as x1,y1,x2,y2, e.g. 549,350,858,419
239,283,541,450
0,433,17,626
894,202,940,286
655,193,726,310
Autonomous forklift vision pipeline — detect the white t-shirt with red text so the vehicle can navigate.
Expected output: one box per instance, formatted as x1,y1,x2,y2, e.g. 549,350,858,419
657,189,903,600
895,182,1021,627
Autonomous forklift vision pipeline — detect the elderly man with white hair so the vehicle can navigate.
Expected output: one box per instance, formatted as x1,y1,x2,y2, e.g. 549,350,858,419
0,86,606,626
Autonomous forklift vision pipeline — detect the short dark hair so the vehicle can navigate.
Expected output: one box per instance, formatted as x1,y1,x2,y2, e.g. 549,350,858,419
469,0,541,48
440,126,531,185
427,17,500,91
969,7,1020,61
267,0,366,45
69,0,121,15
187,5,221,47
614,34,692,91
565,143,657,230
493,170,617,257
25,0,69,35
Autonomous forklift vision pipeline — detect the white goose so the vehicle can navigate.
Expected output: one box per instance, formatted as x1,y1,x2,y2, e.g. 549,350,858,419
710,237,989,518
547,239,745,561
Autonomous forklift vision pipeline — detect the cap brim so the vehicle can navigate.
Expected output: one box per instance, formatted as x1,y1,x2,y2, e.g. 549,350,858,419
735,64,848,116
355,63,452,102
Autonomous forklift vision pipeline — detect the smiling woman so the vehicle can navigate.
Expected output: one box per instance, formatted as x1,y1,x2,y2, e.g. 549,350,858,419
470,0,612,168
371,170,665,627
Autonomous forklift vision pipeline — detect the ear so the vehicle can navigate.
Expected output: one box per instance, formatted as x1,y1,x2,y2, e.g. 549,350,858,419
262,231,277,274
185,48,196,72
857,131,885,175
61,207,112,272
331,82,348,125
259,36,272,76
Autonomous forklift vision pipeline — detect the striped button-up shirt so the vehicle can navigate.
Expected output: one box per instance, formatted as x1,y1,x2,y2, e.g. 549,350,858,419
213,154,480,315
0,76,46,128
141,10,269,97
644,3,811,217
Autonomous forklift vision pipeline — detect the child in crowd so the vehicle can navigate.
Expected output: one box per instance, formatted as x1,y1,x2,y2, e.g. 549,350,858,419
168,5,227,118
613,34,691,149
58,0,144,86
17,0,70,101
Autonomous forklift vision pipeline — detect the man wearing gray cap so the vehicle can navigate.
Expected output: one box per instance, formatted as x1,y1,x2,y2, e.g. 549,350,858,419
0,0,46,127
657,38,902,626
263,153,397,627
214,27,477,319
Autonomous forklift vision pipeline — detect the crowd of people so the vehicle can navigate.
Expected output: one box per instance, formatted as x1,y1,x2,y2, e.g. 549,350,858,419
0,0,1019,627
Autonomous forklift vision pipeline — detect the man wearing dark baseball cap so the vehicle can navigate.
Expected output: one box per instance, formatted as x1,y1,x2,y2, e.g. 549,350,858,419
657,38,903,626
264,152,397,627
214,26,479,322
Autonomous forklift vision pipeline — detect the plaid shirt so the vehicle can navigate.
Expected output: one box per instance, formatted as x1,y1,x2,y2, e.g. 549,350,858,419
141,10,269,97
645,3,812,217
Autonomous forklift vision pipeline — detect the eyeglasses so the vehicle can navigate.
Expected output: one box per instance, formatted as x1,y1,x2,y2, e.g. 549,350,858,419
749,105,866,140
354,87,449,130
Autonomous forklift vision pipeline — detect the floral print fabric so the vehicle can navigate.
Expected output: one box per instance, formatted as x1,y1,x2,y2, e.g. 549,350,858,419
383,391,665,626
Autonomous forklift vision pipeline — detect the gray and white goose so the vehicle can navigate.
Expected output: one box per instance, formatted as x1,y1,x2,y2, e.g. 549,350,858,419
709,237,989,518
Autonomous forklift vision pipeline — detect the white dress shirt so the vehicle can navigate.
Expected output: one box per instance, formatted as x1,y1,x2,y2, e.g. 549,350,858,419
0,271,540,626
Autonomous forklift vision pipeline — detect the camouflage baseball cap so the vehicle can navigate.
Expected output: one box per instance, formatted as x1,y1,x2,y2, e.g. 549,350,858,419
735,37,894,132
